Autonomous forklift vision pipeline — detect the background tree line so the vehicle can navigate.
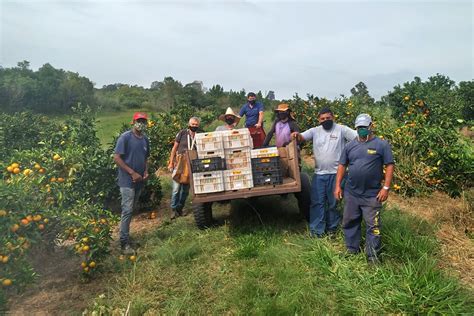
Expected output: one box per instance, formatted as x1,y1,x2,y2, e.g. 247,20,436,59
0,61,276,114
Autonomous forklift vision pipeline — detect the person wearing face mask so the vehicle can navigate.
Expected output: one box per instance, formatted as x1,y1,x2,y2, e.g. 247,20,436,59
239,92,266,148
114,112,150,255
334,114,394,265
263,103,299,147
216,107,241,131
168,117,200,219
292,107,357,238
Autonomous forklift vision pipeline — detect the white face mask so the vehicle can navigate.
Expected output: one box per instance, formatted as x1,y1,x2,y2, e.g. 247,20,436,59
134,122,147,132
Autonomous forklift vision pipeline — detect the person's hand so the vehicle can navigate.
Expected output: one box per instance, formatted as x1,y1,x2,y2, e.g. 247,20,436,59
255,123,262,128
143,170,149,181
131,171,143,183
376,188,389,202
167,161,174,172
291,132,299,140
334,186,343,200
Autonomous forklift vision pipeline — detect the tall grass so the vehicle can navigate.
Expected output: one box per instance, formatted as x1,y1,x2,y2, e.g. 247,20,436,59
86,192,473,314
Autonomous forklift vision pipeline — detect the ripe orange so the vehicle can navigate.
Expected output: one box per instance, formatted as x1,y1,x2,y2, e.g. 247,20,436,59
1,256,9,263
81,262,87,268
57,177,65,183
38,224,45,230
403,96,410,101
129,255,136,262
33,214,42,222
50,177,57,182
53,154,61,161
43,218,49,224
83,266,90,273
34,163,41,170
13,167,20,174
11,163,19,169
20,219,29,226
100,218,107,225
89,261,96,268
39,168,46,174
82,237,89,243
11,224,19,232
2,279,12,287
26,215,33,222
6,166,13,173
82,245,90,252
0,210,7,217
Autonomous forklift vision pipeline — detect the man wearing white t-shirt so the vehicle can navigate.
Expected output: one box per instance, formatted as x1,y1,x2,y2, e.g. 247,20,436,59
292,108,357,238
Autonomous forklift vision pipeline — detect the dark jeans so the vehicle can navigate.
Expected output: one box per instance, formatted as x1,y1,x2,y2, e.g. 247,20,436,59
309,173,340,236
342,191,382,258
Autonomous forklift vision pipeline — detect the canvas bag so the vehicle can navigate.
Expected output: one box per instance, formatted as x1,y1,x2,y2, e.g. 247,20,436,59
172,132,196,184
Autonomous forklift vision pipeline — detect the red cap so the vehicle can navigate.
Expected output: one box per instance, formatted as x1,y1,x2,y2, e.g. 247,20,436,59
132,112,148,122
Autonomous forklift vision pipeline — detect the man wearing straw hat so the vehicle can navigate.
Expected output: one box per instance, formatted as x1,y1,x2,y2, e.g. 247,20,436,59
263,103,299,147
216,107,241,131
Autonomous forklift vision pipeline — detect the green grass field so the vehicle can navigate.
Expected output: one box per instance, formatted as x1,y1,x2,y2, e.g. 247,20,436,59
86,176,473,314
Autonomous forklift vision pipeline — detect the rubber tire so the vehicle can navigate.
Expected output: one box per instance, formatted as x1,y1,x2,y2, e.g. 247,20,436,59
295,172,311,222
193,202,213,230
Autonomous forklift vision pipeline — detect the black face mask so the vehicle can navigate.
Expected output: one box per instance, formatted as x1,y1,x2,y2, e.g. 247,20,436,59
321,120,334,130
189,126,198,132
248,100,256,105
225,117,235,125
278,112,289,120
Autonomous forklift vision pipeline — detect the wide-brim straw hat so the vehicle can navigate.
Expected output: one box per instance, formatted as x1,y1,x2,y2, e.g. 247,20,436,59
219,107,241,124
274,103,295,119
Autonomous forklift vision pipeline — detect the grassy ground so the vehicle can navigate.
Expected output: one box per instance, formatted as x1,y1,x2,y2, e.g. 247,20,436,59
81,176,473,315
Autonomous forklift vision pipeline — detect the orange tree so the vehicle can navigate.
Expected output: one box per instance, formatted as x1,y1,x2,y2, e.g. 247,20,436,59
0,106,119,307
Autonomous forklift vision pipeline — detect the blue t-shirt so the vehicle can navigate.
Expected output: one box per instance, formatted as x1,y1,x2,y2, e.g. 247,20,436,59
339,137,394,198
114,130,150,188
239,101,264,127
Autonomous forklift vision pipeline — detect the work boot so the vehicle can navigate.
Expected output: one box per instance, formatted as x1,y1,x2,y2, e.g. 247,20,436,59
121,244,135,255
170,209,180,220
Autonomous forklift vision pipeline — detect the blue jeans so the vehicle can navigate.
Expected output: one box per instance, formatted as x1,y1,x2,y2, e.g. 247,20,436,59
342,191,382,258
170,179,190,210
119,186,142,246
309,173,340,236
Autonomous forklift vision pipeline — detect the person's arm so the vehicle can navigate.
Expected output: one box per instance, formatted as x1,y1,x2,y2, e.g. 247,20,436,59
262,120,276,147
168,141,179,171
292,128,312,143
114,154,143,183
255,111,264,128
143,159,149,180
377,142,395,202
343,125,357,141
334,164,347,200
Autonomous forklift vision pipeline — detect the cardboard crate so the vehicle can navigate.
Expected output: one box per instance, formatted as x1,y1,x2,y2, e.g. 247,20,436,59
193,171,225,194
251,147,279,158
224,168,253,191
221,128,253,149
224,147,252,169
195,131,224,152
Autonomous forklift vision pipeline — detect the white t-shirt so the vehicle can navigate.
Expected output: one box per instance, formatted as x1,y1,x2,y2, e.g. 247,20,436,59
301,123,357,175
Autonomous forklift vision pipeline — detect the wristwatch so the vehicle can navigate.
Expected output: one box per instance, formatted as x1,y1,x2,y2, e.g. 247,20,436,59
382,186,390,190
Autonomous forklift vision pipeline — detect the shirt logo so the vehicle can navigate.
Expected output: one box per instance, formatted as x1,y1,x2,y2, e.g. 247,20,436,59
330,135,338,140
367,149,377,155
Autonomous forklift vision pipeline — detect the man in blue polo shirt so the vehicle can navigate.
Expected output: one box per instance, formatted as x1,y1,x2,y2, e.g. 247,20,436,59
240,92,265,147
114,112,150,255
334,114,394,264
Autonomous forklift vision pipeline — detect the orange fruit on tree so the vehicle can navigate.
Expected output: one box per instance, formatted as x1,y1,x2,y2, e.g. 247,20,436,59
11,163,19,169
81,262,87,268
129,255,136,262
38,224,45,231
1,256,9,263
2,279,12,287
53,154,61,161
6,166,13,173
21,219,29,226
50,177,57,182
82,245,90,252
57,177,65,183
83,267,90,273
82,237,89,243
26,215,33,222
89,261,96,268
43,218,49,224
39,168,46,174
403,96,410,101
0,210,7,217
33,214,42,222
34,163,41,170
13,167,20,174
11,224,20,232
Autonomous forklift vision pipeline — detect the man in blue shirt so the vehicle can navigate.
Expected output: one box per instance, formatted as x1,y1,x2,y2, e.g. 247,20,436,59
334,114,394,264
239,92,265,148
114,112,150,255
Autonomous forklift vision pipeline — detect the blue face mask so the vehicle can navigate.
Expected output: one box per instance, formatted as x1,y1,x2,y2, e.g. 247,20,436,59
357,127,370,137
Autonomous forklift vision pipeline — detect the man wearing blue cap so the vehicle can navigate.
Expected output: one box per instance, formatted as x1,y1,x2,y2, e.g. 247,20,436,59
334,113,395,264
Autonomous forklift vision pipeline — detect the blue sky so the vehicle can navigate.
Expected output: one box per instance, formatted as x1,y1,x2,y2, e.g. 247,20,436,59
1,0,472,99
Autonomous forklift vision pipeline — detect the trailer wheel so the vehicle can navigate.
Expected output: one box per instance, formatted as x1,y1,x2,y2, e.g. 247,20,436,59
193,202,213,229
295,173,311,222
